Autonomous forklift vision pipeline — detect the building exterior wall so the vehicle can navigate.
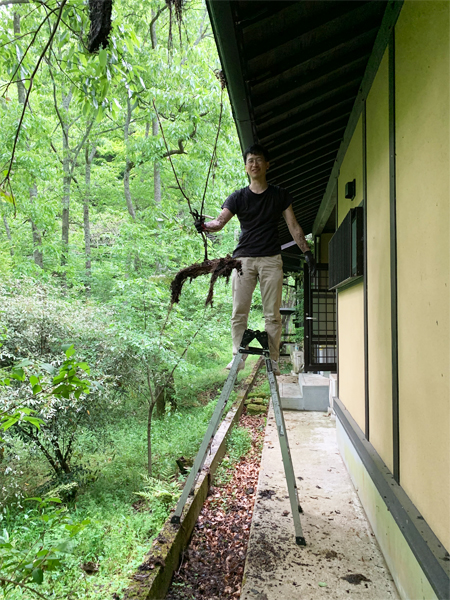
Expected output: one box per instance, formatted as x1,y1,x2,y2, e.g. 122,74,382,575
337,116,363,226
335,0,449,558
366,50,393,473
395,0,449,551
337,282,365,431
337,116,365,432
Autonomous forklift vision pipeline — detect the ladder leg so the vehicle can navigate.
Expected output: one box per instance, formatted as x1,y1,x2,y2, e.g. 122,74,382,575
171,351,243,523
265,357,306,546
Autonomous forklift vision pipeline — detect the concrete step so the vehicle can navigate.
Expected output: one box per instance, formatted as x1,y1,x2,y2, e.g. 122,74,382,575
277,373,330,411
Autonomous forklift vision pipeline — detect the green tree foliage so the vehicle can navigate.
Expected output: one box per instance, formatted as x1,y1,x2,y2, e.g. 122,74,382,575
0,1,254,597
0,0,245,284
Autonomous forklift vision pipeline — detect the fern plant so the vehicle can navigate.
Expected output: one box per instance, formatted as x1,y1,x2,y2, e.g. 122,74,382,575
135,474,181,506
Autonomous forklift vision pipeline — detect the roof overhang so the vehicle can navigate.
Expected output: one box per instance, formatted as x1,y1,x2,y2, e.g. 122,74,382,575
207,0,404,248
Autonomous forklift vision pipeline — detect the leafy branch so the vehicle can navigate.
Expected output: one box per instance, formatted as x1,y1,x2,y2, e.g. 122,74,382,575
0,577,48,599
0,0,68,205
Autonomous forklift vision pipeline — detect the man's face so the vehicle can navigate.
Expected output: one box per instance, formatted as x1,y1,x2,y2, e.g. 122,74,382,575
245,153,269,179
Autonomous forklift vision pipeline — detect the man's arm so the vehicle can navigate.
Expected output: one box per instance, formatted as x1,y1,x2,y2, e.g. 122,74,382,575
282,205,310,253
202,208,234,232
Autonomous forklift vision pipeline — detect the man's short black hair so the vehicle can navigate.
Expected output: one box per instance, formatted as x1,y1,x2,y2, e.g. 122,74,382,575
243,143,270,163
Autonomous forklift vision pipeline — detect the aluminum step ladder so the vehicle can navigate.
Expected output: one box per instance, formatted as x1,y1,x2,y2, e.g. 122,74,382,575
171,329,306,546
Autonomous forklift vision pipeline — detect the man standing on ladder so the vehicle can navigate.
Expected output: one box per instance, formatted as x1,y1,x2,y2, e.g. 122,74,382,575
195,143,316,375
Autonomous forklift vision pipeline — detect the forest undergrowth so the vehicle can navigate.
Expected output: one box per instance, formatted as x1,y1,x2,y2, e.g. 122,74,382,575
0,282,261,599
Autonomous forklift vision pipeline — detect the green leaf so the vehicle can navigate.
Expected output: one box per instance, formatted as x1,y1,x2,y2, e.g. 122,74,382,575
17,359,32,367
10,368,25,381
32,384,42,395
54,539,73,553
124,37,134,55
45,558,62,570
25,417,43,428
99,48,107,68
30,375,39,386
0,186,14,204
65,345,75,358
53,384,71,398
130,30,139,48
95,106,104,123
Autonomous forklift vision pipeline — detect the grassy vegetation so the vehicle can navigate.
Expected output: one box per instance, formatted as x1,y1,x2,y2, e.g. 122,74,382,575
213,426,253,488
0,346,260,600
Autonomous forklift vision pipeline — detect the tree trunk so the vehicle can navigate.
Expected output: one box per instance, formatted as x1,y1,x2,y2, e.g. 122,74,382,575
14,13,43,268
124,96,136,220
147,401,154,476
153,119,162,209
84,143,96,294
150,9,157,49
30,184,43,268
150,10,162,248
2,214,14,256
61,92,72,268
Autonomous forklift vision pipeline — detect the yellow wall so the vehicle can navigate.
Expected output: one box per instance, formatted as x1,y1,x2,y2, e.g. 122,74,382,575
337,116,363,226
337,282,365,431
395,0,450,551
366,50,393,472
337,115,365,431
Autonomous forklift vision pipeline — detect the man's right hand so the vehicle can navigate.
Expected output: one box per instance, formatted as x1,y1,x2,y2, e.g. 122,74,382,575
194,218,206,233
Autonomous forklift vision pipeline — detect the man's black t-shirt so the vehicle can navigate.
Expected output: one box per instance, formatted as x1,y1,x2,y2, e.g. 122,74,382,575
222,185,292,258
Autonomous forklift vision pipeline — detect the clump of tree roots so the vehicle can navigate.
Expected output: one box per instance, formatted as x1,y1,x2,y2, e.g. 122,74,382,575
166,0,185,50
154,74,239,308
170,256,242,307
87,0,113,53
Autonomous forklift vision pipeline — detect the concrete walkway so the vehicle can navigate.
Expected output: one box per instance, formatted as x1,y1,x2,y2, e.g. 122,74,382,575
241,407,400,600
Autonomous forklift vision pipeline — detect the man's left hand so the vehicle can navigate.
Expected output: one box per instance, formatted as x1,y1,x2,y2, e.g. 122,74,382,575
304,250,317,276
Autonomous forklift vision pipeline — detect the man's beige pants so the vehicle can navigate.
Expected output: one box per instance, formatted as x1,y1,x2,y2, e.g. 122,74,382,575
231,255,283,361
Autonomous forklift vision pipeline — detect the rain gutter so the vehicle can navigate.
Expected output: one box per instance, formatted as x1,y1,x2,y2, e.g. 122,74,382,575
206,0,255,151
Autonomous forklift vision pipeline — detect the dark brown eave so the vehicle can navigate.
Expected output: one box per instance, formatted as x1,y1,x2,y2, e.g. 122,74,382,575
207,0,404,251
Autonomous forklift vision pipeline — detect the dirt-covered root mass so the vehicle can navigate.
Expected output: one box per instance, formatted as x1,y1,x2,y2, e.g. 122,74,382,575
166,413,266,599
170,256,242,306
87,0,113,52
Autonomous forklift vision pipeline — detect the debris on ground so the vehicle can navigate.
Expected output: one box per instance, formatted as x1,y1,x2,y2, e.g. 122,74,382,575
341,573,372,585
170,256,242,306
258,489,276,500
166,411,266,599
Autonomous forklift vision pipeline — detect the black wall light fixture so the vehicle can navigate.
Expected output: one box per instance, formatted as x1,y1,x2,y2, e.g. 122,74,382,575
345,179,356,200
